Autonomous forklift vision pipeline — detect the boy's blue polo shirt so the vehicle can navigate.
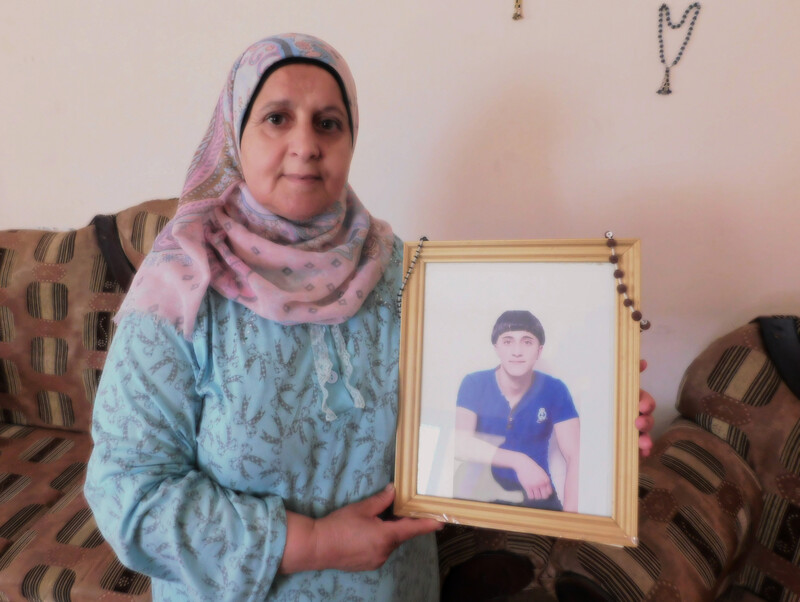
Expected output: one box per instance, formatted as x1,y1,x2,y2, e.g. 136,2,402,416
456,368,577,491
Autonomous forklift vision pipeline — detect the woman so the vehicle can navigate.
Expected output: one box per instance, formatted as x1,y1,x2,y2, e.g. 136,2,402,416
85,33,656,601
455,311,579,512
85,33,441,601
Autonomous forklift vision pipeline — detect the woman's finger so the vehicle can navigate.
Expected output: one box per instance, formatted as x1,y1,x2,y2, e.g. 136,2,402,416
638,432,654,457
639,389,656,416
635,413,655,433
386,517,443,544
355,483,396,518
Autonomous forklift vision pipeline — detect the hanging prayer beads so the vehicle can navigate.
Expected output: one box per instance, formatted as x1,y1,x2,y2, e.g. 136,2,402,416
657,3,702,95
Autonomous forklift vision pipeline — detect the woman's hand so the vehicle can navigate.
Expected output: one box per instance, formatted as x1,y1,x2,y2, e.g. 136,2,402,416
637,359,657,458
280,484,441,574
510,452,553,500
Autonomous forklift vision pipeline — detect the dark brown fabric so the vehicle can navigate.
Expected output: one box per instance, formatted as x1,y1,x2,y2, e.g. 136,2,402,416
437,525,555,599
755,316,800,400
440,550,535,601
719,585,772,602
91,214,136,292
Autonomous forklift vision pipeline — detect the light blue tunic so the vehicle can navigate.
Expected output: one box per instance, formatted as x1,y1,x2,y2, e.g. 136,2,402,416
85,241,438,601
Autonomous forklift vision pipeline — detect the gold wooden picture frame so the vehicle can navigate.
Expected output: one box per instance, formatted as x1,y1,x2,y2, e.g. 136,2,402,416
394,238,641,547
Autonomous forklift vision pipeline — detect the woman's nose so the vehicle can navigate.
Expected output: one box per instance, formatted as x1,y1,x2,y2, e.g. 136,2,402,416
289,123,321,159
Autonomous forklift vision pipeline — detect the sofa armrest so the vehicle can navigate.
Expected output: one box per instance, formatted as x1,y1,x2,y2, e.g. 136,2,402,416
542,419,763,601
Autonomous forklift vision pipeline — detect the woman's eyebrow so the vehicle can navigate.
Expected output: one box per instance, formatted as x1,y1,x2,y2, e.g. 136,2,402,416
253,101,346,120
256,99,292,112
319,104,346,114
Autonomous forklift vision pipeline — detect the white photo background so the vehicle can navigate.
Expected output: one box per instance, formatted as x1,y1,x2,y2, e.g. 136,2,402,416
416,260,617,517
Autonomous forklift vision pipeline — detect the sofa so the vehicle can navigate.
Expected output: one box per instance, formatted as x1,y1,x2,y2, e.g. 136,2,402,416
2,197,799,601
0,198,176,601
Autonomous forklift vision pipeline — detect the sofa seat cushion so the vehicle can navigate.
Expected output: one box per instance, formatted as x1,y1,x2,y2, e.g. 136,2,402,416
0,425,150,600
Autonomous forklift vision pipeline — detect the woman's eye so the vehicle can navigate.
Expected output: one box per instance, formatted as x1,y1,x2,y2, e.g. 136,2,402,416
318,118,342,132
266,114,285,125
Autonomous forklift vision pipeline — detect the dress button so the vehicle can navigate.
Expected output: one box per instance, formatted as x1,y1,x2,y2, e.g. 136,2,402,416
327,371,339,384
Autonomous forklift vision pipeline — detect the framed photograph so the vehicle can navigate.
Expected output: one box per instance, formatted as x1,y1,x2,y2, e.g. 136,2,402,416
394,238,641,547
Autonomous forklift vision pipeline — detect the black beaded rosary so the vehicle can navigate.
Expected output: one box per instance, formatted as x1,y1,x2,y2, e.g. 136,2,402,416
657,3,702,95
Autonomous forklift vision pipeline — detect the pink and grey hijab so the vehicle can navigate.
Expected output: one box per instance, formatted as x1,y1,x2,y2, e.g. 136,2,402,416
117,33,394,338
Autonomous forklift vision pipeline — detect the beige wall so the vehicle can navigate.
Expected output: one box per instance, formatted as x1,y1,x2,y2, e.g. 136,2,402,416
2,1,799,434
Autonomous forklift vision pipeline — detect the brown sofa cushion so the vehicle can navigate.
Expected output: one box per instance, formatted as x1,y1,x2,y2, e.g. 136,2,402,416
0,199,178,436
0,223,127,434
677,320,800,600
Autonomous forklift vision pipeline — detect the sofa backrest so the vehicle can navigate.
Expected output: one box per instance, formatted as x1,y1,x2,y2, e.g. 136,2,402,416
0,199,177,434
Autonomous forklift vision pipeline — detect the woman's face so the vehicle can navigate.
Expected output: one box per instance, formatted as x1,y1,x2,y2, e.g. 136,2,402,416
494,330,543,377
239,63,353,221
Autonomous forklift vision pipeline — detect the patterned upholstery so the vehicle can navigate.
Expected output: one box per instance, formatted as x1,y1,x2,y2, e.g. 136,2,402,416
544,419,763,601
114,198,177,272
678,320,800,601
0,199,176,601
0,223,123,434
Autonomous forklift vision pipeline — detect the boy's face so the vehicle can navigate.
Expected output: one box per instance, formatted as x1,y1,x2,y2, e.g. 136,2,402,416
493,330,543,377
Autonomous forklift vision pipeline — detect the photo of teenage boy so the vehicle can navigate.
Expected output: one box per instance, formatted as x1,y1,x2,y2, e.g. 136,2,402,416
454,310,580,512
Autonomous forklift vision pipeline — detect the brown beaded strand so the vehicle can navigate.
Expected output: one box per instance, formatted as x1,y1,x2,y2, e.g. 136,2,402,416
605,231,651,332
396,233,650,332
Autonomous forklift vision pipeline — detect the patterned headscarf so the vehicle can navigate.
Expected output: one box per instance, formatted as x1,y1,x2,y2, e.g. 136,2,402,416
117,33,394,338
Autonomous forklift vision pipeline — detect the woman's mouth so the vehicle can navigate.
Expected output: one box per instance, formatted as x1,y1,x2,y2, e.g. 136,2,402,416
284,173,321,182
